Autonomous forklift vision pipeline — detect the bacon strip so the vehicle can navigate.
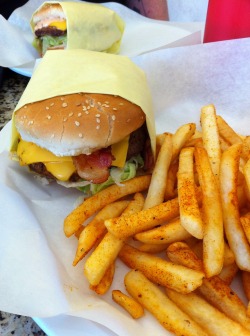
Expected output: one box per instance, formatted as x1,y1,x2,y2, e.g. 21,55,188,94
73,148,113,184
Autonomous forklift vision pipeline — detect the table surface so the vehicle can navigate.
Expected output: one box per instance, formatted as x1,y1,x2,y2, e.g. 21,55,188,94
0,68,46,336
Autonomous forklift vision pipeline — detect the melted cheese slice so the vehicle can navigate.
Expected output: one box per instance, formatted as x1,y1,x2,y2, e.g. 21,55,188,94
49,21,67,31
17,139,75,181
17,136,129,181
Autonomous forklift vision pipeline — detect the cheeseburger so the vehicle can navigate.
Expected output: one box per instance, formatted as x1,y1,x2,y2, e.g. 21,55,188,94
11,50,156,194
31,1,125,56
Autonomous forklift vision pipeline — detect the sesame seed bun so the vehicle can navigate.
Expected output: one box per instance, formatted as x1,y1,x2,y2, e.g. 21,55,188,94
15,93,146,157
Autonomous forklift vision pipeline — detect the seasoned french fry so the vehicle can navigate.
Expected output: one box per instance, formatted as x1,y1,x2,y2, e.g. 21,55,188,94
84,232,124,286
125,270,208,336
143,132,172,209
90,262,115,295
166,242,250,330
73,200,129,266
134,218,191,245
119,244,204,293
112,290,144,319
240,215,250,245
64,175,151,237
243,158,250,196
166,288,250,336
194,146,224,277
172,123,196,162
192,240,235,267
178,147,203,239
105,196,180,239
138,243,169,254
216,115,243,146
220,143,250,271
166,241,204,271
242,271,250,301
164,161,178,201
200,104,221,181
218,262,238,285
84,194,145,286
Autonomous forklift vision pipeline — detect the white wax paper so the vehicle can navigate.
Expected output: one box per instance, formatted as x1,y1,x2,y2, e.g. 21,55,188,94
0,0,201,69
0,37,250,335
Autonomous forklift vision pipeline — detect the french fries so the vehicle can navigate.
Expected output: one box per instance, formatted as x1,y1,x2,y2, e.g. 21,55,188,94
125,270,208,336
177,147,203,239
171,123,196,162
200,104,221,181
64,175,151,237
105,196,180,239
166,242,250,330
112,289,144,319
134,218,191,245
166,288,250,336
84,193,145,286
194,146,224,277
143,132,172,209
63,104,250,335
90,262,115,295
73,200,129,266
220,143,250,271
119,244,204,294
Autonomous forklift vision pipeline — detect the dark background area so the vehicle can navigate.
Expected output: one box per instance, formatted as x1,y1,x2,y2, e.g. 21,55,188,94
0,0,126,18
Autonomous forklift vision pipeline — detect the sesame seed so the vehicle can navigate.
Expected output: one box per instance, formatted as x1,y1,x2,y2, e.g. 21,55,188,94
90,102,95,108
79,133,83,138
96,125,100,130
111,115,116,121
68,112,73,117
96,118,100,123
95,114,101,117
28,120,34,125
105,101,109,104
119,103,124,106
45,106,49,110
112,107,117,111
87,106,90,110
85,111,89,115
97,102,102,106
75,121,80,126
82,106,87,111
47,115,51,120
78,112,82,117
60,97,64,100
62,102,68,108
50,103,54,106
24,105,27,109
63,117,67,122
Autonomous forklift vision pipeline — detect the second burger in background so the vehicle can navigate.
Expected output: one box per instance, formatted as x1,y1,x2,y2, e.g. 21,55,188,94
30,1,125,56
10,49,156,195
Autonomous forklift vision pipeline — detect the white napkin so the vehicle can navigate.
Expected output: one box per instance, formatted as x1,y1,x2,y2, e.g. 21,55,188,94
0,0,202,69
0,37,249,335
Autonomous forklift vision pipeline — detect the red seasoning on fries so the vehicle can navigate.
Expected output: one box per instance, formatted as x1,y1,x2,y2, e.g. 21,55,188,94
62,103,250,336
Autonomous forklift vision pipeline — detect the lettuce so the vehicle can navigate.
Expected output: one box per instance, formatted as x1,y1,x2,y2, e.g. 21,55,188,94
78,155,144,195
41,35,67,55
32,35,67,55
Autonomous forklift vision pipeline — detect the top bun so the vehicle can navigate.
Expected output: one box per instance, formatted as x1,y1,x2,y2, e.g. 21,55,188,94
15,93,146,157
32,3,65,25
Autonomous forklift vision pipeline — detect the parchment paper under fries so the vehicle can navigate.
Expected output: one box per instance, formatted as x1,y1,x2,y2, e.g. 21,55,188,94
0,38,250,336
